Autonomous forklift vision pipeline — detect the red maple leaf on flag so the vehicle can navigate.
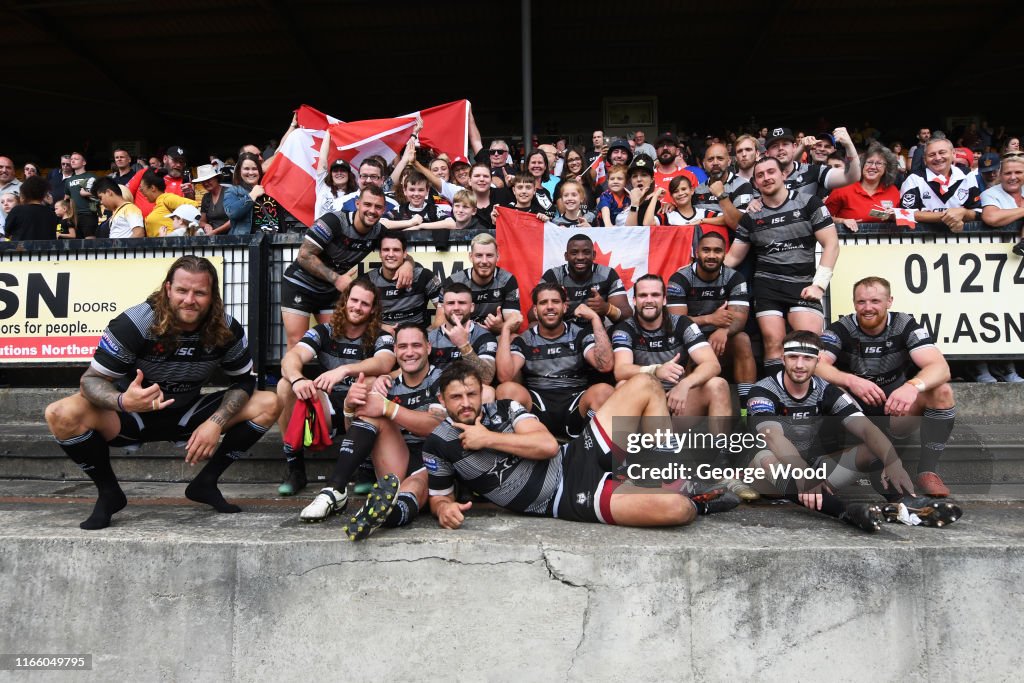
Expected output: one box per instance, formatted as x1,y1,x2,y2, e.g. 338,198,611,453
309,132,324,173
592,242,636,291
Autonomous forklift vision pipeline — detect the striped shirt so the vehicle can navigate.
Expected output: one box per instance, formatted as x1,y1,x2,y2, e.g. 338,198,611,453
297,323,395,395
821,313,935,393
424,400,561,515
388,365,444,447
510,322,596,393
667,264,749,335
367,264,442,327
735,191,833,285
283,211,387,294
439,267,521,324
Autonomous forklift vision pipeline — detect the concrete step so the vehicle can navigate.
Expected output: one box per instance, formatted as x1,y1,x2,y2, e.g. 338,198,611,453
1,480,1021,681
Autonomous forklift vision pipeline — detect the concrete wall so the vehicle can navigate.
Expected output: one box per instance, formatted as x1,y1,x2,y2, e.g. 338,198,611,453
1,506,1021,682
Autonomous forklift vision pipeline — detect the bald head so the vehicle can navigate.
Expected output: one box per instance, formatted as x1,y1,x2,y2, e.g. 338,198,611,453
703,143,731,178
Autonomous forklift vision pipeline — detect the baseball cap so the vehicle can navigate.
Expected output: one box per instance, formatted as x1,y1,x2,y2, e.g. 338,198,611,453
655,132,679,147
953,147,973,168
764,127,795,148
330,158,352,171
628,154,655,176
978,152,1000,173
817,133,836,147
169,205,201,223
451,155,471,167
166,145,186,160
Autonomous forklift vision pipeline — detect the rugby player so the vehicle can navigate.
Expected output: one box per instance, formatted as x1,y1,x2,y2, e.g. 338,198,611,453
45,256,281,529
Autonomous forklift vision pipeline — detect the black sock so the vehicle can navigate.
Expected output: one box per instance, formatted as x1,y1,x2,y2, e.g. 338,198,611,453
329,420,378,490
186,420,269,513
763,357,783,378
382,491,420,528
919,406,955,474
737,383,753,405
783,491,846,518
283,443,306,473
56,430,126,530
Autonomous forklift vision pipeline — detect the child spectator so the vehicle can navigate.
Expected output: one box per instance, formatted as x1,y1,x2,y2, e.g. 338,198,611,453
55,199,77,239
597,165,629,226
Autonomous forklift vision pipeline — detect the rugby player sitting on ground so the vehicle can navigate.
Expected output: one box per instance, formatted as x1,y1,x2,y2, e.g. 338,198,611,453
746,331,961,532
424,362,738,530
816,276,958,497
45,256,281,529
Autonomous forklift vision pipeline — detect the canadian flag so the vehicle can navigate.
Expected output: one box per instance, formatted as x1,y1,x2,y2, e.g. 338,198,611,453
261,127,326,226
295,104,342,131
587,153,606,186
893,208,917,229
327,117,418,167
495,208,696,326
402,100,469,159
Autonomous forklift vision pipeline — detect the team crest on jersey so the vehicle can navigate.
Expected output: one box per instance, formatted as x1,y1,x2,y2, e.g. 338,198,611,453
956,187,968,202
293,293,303,304
576,492,591,506
901,194,916,208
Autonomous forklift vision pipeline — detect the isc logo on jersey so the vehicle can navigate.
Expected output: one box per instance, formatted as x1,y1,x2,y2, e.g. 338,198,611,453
747,397,775,414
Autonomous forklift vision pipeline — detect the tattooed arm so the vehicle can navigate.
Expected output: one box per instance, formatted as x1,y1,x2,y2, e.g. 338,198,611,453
296,241,348,292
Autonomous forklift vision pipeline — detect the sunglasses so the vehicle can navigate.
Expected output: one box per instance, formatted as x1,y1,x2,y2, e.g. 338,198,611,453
489,149,508,155
1002,152,1024,159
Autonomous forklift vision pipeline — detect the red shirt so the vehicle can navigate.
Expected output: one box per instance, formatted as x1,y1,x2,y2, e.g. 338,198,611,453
127,169,184,217
824,182,901,222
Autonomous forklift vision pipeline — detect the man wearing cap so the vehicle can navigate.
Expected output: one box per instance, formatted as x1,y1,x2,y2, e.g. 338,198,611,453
763,126,859,197
808,134,837,164
898,138,982,232
127,145,194,218
93,177,144,238
653,133,708,207
974,152,1001,190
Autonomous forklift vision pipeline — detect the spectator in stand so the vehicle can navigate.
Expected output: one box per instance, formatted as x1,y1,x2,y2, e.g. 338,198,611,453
54,199,77,238
899,138,981,232
314,129,357,217
47,154,73,204
195,164,232,235
63,152,99,238
652,133,708,208
224,152,283,234
634,130,657,160
763,126,859,197
137,171,200,237
93,177,145,239
4,176,57,240
110,149,135,185
1003,137,1021,154
624,154,660,226
908,127,932,175
22,162,40,179
807,133,837,164
553,146,597,211
975,153,1000,190
0,156,21,198
825,144,902,232
523,149,555,214
487,139,515,189
890,141,908,176
450,155,472,188
127,146,194,217
587,130,606,165
733,134,758,183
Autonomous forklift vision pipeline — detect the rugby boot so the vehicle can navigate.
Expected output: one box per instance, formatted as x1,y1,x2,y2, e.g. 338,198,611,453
915,471,950,497
682,481,741,515
278,468,307,497
343,473,400,541
839,502,884,533
882,496,962,528
299,487,348,523
718,478,760,501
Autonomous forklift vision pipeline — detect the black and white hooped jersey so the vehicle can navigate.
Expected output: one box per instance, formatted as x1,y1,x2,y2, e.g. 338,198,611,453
439,267,520,323
388,365,443,446
735,191,833,285
424,400,561,516
284,211,387,294
93,302,252,405
667,264,749,334
821,313,936,393
367,264,442,327
898,167,982,213
747,374,863,457
783,161,832,196
611,314,709,390
427,323,498,369
296,323,395,394
693,172,754,211
510,322,596,393
541,263,625,324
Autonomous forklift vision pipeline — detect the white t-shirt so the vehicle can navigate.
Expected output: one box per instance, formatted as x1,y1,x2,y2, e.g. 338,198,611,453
108,202,145,238
980,184,1022,210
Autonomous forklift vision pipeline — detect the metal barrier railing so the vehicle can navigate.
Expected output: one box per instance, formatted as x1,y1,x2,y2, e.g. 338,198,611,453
2,222,1020,376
